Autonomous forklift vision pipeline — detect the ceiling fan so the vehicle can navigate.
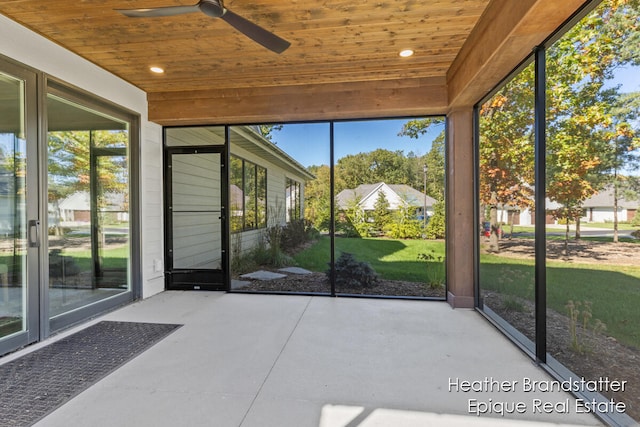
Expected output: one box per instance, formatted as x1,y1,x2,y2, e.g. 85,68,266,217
116,0,290,54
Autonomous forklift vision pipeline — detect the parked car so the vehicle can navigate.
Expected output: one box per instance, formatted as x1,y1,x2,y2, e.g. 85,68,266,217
481,221,502,238
482,221,490,237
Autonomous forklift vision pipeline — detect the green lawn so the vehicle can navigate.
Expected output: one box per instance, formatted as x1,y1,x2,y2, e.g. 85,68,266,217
56,246,129,271
293,236,445,282
480,253,640,349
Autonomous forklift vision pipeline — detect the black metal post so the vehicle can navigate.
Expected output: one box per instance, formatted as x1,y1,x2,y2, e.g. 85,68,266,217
534,46,547,363
329,122,336,297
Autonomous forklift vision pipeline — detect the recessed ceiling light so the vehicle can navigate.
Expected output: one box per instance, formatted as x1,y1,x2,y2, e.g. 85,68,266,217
399,49,414,58
150,66,164,74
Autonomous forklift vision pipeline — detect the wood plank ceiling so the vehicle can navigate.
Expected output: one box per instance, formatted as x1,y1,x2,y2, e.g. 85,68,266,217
0,0,589,124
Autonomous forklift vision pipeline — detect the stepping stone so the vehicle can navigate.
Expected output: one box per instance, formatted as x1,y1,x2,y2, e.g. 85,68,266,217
231,279,251,289
240,270,287,281
278,267,313,275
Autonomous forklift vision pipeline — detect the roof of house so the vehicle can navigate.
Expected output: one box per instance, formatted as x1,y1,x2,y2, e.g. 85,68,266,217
336,182,437,210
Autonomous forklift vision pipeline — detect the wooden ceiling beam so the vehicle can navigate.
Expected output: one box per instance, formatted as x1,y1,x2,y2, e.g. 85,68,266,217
148,78,447,125
447,0,588,109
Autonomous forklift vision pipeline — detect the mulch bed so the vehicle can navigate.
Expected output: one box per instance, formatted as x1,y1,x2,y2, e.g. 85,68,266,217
234,271,446,298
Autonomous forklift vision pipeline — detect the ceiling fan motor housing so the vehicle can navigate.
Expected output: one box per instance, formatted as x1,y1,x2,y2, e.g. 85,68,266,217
200,0,225,18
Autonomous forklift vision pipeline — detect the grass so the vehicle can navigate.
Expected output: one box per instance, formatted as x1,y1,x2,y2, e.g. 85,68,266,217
0,246,129,273
480,253,640,349
292,236,445,282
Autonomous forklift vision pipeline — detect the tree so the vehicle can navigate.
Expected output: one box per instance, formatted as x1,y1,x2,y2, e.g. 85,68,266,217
480,63,536,251
372,191,391,233
257,124,283,142
399,119,446,199
304,164,333,231
601,91,640,242
335,149,411,190
545,0,640,251
398,117,445,139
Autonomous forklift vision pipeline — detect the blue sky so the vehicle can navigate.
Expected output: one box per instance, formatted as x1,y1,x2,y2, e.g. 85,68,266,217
271,118,444,168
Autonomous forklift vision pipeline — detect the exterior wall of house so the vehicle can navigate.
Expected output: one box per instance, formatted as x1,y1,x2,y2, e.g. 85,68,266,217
229,143,308,258
0,15,165,298
582,207,627,223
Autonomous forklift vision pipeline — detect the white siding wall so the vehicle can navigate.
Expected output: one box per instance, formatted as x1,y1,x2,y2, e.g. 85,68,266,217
582,207,627,223
141,124,165,297
0,16,164,298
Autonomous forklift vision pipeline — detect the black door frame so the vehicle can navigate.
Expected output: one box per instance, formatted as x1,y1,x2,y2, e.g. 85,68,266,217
164,146,228,291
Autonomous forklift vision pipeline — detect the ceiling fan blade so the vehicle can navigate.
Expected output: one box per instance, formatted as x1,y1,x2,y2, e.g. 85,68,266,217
221,9,290,54
116,5,200,18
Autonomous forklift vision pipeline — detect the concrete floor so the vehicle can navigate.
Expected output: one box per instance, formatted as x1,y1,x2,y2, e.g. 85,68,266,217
11,291,602,426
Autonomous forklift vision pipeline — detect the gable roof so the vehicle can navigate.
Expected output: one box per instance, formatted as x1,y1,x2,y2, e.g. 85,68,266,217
336,182,437,210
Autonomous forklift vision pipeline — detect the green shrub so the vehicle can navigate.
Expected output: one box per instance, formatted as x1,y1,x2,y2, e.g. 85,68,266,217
384,205,422,239
327,252,377,288
425,200,446,239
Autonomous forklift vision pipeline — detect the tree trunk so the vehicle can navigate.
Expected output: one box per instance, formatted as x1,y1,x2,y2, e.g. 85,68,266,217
613,180,619,244
508,211,514,240
489,191,499,252
564,220,570,259
575,216,581,240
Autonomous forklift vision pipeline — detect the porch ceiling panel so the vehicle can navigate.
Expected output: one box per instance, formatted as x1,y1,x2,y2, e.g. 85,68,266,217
0,1,589,124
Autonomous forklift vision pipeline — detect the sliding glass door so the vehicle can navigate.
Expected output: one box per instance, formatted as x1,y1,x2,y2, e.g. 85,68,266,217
0,61,39,354
47,90,133,328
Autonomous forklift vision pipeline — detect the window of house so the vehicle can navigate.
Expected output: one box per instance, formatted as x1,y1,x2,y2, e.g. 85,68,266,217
285,178,301,222
230,155,266,232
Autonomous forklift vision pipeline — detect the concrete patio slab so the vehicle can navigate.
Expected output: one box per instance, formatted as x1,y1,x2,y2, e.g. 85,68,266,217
240,270,287,281
26,292,602,427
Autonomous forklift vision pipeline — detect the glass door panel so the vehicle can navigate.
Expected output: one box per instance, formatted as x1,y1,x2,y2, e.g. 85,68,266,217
47,94,130,318
0,65,38,354
0,73,27,340
92,151,128,289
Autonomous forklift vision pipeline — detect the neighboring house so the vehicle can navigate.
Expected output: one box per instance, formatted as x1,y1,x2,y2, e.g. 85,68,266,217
50,191,129,226
491,185,640,226
581,186,639,223
336,182,437,219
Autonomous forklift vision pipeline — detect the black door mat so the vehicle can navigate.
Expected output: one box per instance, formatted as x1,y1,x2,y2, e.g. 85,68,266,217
0,321,182,427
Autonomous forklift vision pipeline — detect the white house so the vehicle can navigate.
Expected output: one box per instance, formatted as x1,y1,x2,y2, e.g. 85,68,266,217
336,182,437,219
581,186,639,223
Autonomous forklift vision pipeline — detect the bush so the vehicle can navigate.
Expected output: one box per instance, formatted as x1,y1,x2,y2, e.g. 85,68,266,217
327,252,377,288
425,200,446,239
384,205,422,239
281,219,317,251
